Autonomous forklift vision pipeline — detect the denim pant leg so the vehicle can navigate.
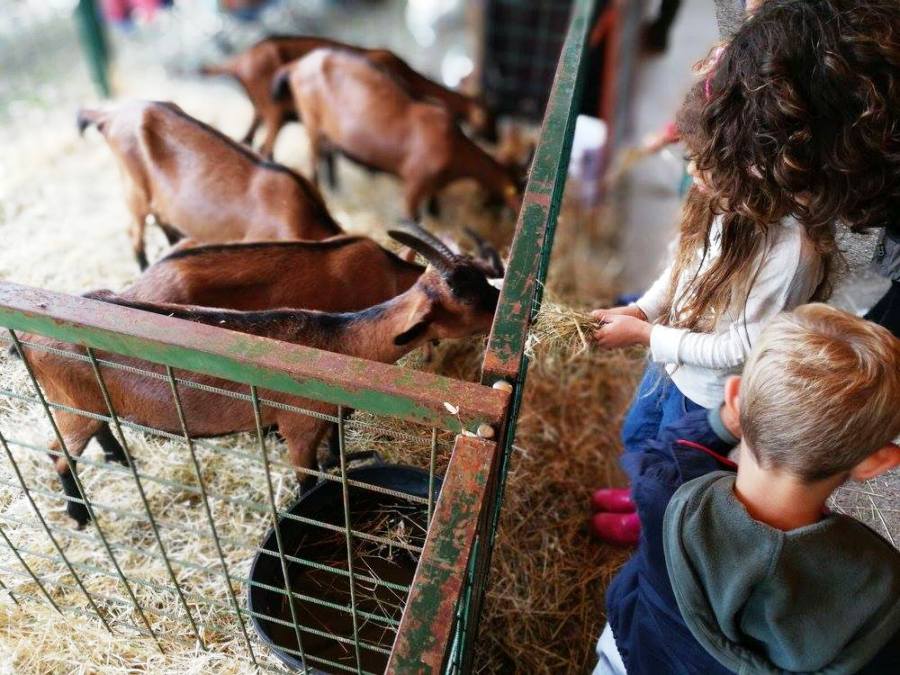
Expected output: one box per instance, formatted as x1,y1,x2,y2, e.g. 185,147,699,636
621,364,667,457
659,381,704,432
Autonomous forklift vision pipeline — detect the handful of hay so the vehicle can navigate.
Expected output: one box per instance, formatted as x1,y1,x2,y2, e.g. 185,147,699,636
525,298,604,359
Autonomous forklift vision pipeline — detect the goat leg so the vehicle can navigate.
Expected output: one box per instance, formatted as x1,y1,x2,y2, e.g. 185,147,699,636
321,149,339,190
426,195,441,217
241,114,261,145
94,422,130,467
158,222,185,247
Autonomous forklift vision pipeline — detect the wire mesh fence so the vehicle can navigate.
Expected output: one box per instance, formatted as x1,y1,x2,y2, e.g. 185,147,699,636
481,0,576,119
0,287,501,673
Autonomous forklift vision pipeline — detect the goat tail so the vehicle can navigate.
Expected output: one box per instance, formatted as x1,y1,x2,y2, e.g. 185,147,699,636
76,108,106,137
270,65,292,102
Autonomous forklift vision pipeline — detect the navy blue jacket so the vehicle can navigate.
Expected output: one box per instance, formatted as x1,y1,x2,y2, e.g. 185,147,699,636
605,409,737,675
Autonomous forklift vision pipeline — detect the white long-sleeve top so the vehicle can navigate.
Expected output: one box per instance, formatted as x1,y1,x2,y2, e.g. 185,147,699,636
634,215,824,408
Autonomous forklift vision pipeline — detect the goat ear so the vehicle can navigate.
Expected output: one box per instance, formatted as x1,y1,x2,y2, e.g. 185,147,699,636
393,295,435,346
394,320,432,346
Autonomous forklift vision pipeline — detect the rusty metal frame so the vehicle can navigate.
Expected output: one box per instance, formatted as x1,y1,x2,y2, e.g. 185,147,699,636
0,280,509,672
386,436,497,673
386,0,600,670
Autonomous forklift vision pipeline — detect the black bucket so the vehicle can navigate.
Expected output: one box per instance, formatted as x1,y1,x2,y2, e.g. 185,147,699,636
248,458,441,673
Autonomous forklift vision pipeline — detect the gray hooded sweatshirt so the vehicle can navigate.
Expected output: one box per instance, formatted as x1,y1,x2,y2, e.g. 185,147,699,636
664,473,900,674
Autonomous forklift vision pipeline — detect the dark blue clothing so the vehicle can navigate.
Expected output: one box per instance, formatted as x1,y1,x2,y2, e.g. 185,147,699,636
605,409,900,674
606,409,736,675
620,364,703,459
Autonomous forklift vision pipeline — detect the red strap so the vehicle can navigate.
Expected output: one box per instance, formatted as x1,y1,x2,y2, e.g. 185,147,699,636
675,439,738,470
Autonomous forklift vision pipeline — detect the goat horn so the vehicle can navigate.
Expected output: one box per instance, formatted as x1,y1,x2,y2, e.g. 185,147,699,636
394,220,458,261
388,226,455,275
465,227,505,277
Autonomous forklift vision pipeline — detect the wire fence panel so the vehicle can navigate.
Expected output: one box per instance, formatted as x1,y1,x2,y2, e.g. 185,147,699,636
0,284,505,673
481,0,576,120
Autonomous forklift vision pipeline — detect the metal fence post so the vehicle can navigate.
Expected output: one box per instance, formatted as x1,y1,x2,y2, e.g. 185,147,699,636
74,0,111,97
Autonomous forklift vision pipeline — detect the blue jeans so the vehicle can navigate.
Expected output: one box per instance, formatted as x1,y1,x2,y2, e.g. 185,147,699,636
621,364,703,457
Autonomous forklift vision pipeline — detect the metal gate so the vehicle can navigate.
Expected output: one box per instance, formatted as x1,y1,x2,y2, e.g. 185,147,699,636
0,0,602,671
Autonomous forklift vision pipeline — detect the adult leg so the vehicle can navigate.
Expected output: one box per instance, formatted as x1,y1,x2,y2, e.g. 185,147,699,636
865,281,900,338
643,0,682,53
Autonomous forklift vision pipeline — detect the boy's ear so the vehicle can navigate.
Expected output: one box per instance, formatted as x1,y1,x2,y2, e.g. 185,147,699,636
722,375,742,437
393,294,436,346
850,443,900,482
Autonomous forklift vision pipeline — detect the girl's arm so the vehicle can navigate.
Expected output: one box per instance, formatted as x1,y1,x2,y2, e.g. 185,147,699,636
648,236,822,369
593,229,822,364
633,261,674,322
589,259,672,326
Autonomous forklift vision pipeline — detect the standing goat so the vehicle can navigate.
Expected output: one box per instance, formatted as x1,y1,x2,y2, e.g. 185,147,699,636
77,100,342,269
16,226,500,527
272,48,521,219
201,35,497,159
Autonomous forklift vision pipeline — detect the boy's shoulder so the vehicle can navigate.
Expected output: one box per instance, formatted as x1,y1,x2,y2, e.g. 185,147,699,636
663,474,900,674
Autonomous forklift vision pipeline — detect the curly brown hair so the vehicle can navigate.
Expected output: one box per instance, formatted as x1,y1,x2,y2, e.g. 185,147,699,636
663,0,899,331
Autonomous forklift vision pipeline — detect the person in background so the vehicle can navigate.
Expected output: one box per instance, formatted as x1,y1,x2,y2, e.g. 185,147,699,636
642,0,682,53
867,228,900,337
643,0,767,53
594,304,900,674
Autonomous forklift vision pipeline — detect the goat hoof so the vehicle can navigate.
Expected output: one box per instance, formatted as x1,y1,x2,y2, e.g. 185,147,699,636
67,501,91,528
104,452,130,468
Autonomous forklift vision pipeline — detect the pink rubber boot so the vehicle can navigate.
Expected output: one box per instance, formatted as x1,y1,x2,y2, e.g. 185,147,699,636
591,512,641,547
590,487,636,513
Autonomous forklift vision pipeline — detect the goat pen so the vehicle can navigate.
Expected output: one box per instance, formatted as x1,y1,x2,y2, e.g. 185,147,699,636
0,0,623,671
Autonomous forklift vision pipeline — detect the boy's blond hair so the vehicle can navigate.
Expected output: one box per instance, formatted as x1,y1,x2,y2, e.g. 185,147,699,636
740,304,900,482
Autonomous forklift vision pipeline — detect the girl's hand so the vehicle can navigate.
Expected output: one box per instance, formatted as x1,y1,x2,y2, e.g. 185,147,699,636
590,305,647,321
592,312,652,349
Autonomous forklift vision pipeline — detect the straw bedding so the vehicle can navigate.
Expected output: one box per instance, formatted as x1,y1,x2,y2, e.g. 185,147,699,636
1,52,896,675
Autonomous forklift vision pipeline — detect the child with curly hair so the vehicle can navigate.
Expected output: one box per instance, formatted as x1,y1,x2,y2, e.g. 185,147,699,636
589,0,900,545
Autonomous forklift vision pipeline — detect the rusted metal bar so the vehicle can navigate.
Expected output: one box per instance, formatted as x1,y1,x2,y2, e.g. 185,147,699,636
386,435,498,674
0,282,508,434
481,0,596,384
466,0,598,669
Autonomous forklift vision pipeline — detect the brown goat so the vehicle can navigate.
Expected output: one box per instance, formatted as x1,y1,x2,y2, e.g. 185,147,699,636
16,227,500,526
122,229,503,312
77,100,342,270
123,236,423,311
201,35,497,159
274,48,521,219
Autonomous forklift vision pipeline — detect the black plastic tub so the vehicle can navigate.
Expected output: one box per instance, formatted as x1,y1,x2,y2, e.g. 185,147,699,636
248,462,441,674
